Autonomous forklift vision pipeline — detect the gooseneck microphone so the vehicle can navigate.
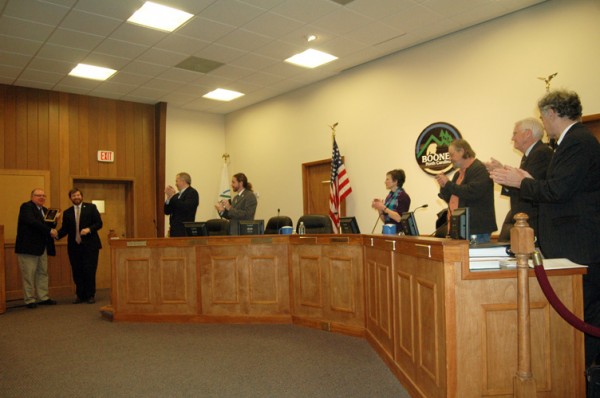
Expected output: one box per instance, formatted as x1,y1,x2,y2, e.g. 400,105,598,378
275,208,281,232
411,204,429,212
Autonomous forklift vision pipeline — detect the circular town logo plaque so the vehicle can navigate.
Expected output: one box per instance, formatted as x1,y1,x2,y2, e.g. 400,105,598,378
415,122,462,175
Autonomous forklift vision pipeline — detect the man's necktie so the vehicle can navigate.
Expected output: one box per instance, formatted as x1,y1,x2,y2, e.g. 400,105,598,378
75,206,81,244
520,155,527,168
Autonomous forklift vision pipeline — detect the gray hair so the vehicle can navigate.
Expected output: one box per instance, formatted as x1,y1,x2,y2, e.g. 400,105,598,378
515,117,544,140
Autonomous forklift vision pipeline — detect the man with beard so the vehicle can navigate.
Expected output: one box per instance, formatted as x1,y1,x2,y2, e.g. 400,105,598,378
57,188,103,304
215,172,258,234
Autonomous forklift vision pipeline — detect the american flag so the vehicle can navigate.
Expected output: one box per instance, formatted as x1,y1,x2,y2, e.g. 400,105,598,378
329,137,352,233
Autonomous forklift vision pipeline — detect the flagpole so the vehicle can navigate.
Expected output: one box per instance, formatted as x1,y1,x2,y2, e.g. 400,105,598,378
329,123,340,234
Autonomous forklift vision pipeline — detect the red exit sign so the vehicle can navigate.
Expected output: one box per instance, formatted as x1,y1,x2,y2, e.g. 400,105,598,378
97,150,114,162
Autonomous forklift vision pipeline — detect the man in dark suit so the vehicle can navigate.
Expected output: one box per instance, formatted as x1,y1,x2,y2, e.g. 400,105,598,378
486,117,553,241
491,90,600,366
435,139,497,244
215,172,258,234
164,172,199,237
57,188,103,304
15,188,58,308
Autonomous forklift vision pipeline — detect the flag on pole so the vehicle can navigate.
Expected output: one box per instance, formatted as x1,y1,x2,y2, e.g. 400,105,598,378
218,160,230,204
329,137,352,233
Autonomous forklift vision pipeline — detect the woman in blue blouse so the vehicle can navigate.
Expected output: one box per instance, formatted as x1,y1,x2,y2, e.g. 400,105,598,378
371,169,411,230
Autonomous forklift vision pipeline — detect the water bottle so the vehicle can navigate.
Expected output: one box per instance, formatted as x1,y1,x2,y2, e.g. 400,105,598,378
298,221,306,235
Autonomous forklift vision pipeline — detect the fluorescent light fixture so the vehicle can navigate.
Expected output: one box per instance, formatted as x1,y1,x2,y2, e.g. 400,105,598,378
203,88,245,102
285,49,337,68
69,63,117,81
127,1,193,32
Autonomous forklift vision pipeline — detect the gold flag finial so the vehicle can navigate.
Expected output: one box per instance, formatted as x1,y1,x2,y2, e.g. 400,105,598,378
329,122,338,139
222,153,230,162
537,72,557,92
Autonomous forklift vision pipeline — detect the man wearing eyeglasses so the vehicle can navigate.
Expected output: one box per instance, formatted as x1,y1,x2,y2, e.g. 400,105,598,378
15,188,59,308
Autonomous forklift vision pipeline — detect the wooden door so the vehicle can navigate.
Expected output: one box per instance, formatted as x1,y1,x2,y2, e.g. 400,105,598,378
302,159,345,216
74,180,132,289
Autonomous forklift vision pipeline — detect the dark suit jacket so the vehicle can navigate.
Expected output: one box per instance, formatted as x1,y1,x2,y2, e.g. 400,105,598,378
164,186,199,237
439,158,497,235
15,201,56,256
521,123,600,264
57,202,103,252
499,140,553,239
222,189,257,221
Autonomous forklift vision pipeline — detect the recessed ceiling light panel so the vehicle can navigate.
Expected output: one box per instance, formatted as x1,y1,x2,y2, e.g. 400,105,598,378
203,88,245,102
128,1,193,32
285,49,337,69
69,63,117,81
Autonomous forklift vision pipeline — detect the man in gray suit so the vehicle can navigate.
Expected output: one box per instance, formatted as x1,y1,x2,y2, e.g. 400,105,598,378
215,172,257,234
491,90,600,366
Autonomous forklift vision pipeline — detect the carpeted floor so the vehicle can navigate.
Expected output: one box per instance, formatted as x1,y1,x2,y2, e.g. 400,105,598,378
0,290,411,397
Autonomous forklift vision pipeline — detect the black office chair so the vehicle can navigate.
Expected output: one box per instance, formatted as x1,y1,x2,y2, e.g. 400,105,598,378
205,218,230,236
264,216,293,234
296,214,333,234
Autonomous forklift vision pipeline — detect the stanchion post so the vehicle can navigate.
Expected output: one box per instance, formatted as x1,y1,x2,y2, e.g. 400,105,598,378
511,213,537,396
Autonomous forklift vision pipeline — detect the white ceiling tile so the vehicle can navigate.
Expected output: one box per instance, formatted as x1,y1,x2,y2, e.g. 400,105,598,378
47,28,104,51
12,79,56,90
0,51,32,68
109,23,168,47
136,48,189,67
0,16,55,40
60,10,123,36
194,43,246,63
17,69,64,85
157,67,205,83
0,35,43,56
120,61,169,77
94,38,148,59
271,0,339,23
28,57,75,74
82,52,131,70
36,43,89,63
216,29,273,52
242,11,305,38
154,34,210,54
343,22,407,47
0,65,21,80
176,17,236,42
209,64,254,80
228,52,279,70
73,0,143,20
312,8,373,36
0,0,550,114
199,0,265,26
4,0,70,25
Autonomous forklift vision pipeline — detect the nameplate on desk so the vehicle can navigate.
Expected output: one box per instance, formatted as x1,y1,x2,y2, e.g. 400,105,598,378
331,237,349,244
126,241,147,247
250,237,273,244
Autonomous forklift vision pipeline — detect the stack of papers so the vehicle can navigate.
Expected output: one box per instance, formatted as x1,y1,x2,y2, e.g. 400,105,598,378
469,243,512,270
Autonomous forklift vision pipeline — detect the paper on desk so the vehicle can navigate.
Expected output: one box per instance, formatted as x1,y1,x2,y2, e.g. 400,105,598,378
500,258,586,269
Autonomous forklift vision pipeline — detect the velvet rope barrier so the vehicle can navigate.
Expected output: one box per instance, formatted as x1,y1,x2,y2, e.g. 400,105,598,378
532,251,600,338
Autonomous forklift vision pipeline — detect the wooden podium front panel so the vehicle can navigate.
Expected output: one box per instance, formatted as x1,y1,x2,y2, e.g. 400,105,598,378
365,245,394,356
290,238,364,333
112,245,197,315
198,243,290,317
454,266,584,397
394,253,447,398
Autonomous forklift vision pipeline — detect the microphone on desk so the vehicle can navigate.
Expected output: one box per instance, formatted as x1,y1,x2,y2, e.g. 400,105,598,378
276,208,281,231
411,204,428,212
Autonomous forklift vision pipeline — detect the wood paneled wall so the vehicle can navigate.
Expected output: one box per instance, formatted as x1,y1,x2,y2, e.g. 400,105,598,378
0,84,165,238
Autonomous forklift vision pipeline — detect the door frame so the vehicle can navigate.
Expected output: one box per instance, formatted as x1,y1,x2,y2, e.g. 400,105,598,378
301,158,345,216
70,176,135,238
